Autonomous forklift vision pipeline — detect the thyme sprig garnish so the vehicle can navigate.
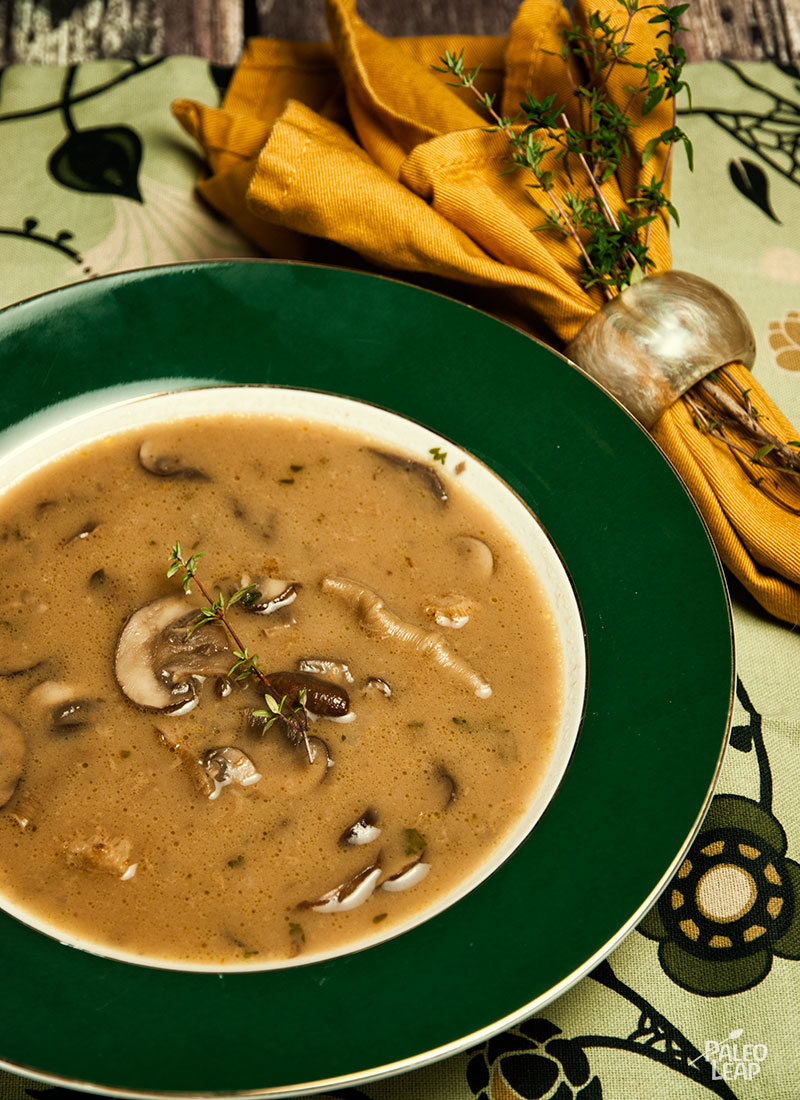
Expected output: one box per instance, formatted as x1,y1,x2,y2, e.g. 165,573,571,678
434,0,692,295
167,543,313,759
436,5,800,506
686,370,800,511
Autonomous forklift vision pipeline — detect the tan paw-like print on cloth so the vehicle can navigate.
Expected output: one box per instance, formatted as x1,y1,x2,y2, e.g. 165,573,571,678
768,311,800,371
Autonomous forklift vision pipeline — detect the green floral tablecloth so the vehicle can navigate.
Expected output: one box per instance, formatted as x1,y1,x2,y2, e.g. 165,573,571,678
1,54,800,1100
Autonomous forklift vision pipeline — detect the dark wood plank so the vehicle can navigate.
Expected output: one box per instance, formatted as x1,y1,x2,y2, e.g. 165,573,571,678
2,0,167,65
162,0,243,64
253,0,800,62
251,0,521,40
677,0,800,64
1,0,799,66
0,0,244,65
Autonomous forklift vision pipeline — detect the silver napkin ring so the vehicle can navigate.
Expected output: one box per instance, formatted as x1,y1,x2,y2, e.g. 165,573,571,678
564,270,756,428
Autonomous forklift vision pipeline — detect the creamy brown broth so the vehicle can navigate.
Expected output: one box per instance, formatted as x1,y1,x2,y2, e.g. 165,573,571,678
0,415,562,966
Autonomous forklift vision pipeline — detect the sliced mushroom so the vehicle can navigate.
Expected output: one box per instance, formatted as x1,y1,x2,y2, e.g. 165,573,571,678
159,611,234,678
321,577,492,699
262,671,350,719
245,579,299,616
65,833,137,879
306,736,334,770
202,746,262,800
0,659,45,678
381,855,431,892
300,861,382,913
138,441,209,480
434,764,458,808
115,597,230,713
63,520,98,545
364,676,392,698
369,449,448,505
52,699,95,731
297,657,354,685
27,680,96,733
215,676,234,698
424,594,477,629
453,535,495,580
0,712,25,809
339,808,381,847
27,680,74,708
272,734,332,792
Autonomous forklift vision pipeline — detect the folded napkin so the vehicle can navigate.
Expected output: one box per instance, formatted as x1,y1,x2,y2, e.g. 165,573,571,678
173,0,800,624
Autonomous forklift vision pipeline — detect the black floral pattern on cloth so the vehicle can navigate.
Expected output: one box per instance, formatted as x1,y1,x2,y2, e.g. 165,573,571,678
0,58,157,272
467,1018,603,1100
463,960,743,1100
639,679,800,996
47,66,144,201
679,61,800,222
0,55,255,299
0,217,82,265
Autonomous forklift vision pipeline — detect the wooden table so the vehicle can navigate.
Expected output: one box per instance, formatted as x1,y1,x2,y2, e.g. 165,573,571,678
1,0,798,67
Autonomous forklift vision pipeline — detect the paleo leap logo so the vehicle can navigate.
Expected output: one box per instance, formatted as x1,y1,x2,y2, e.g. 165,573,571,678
689,1028,768,1082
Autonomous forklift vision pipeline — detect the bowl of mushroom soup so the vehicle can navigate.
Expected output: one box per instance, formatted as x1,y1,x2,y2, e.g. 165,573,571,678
0,384,586,971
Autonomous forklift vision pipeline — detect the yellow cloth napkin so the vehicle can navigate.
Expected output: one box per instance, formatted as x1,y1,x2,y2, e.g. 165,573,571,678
173,0,800,624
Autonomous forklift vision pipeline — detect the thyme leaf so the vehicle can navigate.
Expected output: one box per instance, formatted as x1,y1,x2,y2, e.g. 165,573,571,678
434,0,692,295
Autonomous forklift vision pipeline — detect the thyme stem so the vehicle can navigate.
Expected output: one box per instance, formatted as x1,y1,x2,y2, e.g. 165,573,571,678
434,1,693,294
168,546,314,762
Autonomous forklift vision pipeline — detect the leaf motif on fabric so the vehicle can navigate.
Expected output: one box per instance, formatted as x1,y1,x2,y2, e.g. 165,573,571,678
728,158,781,222
48,125,143,202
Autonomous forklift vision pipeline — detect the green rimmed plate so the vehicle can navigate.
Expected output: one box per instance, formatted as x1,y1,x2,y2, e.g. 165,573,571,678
0,260,733,1097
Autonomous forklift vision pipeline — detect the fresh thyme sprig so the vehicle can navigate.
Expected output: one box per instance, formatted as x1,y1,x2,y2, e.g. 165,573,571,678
436,5,799,505
167,543,313,758
433,0,692,294
685,370,800,511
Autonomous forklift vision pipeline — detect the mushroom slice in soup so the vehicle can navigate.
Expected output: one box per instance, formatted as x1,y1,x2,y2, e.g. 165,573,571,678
202,746,262,800
381,855,431,892
0,712,25,809
63,520,99,546
27,680,96,732
434,763,458,808
244,579,299,616
306,736,333,770
424,594,477,630
52,699,95,731
321,577,492,699
276,735,332,792
339,807,381,847
115,597,230,713
364,676,392,699
296,657,354,685
0,659,45,678
138,441,209,480
453,534,495,579
369,449,448,505
262,671,350,720
301,860,382,914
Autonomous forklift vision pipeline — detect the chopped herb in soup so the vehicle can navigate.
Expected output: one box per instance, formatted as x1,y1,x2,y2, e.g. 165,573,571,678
0,415,563,966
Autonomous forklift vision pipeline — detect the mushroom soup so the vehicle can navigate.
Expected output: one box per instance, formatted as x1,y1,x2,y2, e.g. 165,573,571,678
0,389,583,969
